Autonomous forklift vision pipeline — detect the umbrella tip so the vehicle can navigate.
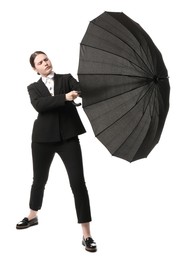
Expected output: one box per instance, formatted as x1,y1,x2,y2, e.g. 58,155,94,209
153,75,159,84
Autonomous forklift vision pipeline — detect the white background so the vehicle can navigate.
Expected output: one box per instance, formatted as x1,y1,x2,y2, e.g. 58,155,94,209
0,0,186,259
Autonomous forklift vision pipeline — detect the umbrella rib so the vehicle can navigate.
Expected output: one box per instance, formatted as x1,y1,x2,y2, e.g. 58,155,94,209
80,43,152,77
95,83,154,136
111,84,157,156
81,78,152,107
90,20,154,76
103,13,155,74
78,72,152,79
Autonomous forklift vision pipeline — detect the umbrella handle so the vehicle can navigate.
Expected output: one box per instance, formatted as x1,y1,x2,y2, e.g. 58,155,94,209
71,100,82,106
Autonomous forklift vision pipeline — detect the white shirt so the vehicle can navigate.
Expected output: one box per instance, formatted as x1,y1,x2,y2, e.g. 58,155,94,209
42,72,55,96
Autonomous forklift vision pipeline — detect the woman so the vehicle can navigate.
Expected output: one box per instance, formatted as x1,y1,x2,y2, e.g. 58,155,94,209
16,51,97,252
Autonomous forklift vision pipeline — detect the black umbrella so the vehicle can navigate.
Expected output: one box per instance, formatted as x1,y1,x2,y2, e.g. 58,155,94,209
78,11,170,162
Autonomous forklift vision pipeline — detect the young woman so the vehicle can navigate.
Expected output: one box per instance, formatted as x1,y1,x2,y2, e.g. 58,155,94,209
16,51,97,252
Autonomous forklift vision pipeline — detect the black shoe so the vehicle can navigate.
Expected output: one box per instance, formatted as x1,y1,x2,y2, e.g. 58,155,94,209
82,237,97,252
16,217,38,229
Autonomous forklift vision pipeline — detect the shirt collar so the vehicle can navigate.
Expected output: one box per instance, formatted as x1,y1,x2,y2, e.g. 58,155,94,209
42,71,55,83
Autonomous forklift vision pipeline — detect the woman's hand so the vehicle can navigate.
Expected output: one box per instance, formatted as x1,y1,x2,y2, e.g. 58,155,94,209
65,91,79,101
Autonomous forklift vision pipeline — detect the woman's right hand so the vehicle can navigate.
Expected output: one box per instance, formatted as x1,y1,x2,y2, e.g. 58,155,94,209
65,91,79,101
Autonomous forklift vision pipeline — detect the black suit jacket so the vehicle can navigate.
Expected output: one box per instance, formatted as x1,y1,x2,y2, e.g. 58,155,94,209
27,73,86,142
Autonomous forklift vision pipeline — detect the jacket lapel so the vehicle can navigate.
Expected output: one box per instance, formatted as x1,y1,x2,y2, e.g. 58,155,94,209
54,73,62,95
36,78,51,96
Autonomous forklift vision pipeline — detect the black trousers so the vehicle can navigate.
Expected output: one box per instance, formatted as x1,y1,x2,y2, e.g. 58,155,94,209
29,137,92,223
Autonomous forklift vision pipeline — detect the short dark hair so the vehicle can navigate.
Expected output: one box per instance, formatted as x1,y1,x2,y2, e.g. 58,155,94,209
29,51,46,68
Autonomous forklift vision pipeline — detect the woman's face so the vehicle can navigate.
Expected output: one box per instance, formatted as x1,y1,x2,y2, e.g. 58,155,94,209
34,53,53,77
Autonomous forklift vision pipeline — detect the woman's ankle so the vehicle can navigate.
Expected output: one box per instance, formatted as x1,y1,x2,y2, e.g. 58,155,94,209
28,210,38,220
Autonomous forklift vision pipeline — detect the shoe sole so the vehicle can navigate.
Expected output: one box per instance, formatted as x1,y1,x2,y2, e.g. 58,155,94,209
82,241,97,252
85,248,97,252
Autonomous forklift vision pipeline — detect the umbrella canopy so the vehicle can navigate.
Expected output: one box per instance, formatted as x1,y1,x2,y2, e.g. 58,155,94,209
78,11,170,162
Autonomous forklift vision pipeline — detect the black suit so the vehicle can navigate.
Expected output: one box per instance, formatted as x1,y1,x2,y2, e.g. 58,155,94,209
27,73,91,223
27,73,86,142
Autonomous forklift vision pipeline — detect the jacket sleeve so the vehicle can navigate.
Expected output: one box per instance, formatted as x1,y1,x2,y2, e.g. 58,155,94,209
28,84,66,113
68,74,81,92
